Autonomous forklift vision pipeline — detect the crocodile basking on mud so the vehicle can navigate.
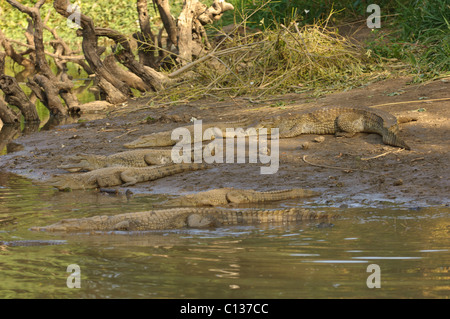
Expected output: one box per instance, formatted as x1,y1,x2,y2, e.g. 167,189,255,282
31,207,335,232
46,163,208,190
163,187,320,207
124,119,252,148
255,106,410,149
124,106,411,150
58,149,182,172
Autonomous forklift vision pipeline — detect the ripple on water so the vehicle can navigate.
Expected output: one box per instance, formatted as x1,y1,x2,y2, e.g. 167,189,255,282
309,260,369,263
352,256,422,260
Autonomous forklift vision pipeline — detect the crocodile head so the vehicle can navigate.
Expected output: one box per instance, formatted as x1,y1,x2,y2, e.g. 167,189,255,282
124,133,176,148
58,155,99,172
46,175,76,191
31,215,109,232
163,196,216,207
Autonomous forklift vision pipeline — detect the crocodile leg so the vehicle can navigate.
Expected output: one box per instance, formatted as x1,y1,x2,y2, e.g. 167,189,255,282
335,113,366,134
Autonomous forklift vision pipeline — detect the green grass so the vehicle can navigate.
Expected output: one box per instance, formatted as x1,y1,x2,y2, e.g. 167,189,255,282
366,0,449,79
220,0,400,28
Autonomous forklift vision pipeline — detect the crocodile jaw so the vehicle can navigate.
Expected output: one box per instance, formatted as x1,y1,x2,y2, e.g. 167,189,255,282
123,134,162,148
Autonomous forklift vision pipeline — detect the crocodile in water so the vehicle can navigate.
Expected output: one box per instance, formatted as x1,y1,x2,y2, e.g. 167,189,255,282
124,106,410,149
163,187,320,207
30,207,335,232
45,163,208,190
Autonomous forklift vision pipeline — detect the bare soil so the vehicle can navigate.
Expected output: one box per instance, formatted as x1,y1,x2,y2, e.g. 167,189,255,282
1,76,449,208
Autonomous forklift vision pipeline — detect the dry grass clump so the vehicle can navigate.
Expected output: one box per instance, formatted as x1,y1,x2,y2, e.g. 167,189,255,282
148,17,385,105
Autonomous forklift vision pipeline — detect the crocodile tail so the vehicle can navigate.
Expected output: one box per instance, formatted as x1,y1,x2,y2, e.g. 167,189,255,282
383,131,410,150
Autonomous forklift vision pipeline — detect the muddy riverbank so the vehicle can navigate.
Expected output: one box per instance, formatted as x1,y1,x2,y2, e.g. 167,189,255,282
1,76,449,208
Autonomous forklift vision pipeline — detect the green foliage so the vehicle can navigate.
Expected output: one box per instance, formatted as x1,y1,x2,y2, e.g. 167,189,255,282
397,0,449,75
225,0,398,28
0,0,158,46
367,0,449,77
0,0,72,43
395,0,449,40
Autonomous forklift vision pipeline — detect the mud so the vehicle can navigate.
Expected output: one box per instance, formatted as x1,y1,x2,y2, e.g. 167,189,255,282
0,76,449,208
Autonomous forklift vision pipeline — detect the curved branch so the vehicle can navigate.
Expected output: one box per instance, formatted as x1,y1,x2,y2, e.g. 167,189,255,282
93,27,170,91
0,28,35,71
54,0,130,104
7,0,54,78
6,38,85,61
0,75,40,121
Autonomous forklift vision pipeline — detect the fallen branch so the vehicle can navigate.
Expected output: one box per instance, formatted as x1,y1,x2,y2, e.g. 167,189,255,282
360,149,403,161
369,97,450,108
302,155,381,174
114,128,138,139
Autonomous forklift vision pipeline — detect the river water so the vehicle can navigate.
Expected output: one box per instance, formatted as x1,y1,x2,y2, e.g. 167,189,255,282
0,171,449,299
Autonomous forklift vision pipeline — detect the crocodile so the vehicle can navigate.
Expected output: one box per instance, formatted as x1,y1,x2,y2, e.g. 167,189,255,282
124,119,252,148
30,207,335,232
163,187,320,207
58,149,181,172
125,106,410,149
254,106,410,149
46,163,208,190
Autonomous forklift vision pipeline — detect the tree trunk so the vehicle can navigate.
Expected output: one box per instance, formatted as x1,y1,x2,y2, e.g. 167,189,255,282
93,27,171,91
0,75,41,122
103,55,151,92
0,96,20,125
177,0,234,64
0,122,20,153
0,51,4,74
0,28,35,74
0,50,39,122
6,0,77,116
154,0,178,47
54,0,131,105
177,0,196,65
134,0,157,68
